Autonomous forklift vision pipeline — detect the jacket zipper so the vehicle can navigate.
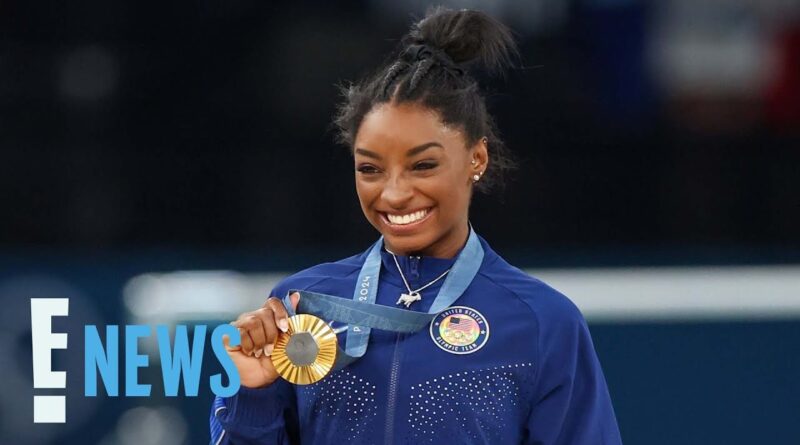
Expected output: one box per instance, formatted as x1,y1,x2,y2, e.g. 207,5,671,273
386,256,415,443
410,255,420,280
383,332,404,445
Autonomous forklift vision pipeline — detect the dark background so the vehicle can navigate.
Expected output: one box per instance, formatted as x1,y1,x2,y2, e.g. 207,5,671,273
2,0,798,254
2,1,800,444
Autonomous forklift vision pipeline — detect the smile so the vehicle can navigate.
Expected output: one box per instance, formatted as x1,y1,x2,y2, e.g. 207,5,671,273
381,208,432,226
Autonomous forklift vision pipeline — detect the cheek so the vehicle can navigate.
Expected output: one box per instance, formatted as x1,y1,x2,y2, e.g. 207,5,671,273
426,176,468,209
355,179,378,209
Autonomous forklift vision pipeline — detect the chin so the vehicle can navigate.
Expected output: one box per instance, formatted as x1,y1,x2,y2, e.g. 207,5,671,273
382,229,433,255
384,235,431,255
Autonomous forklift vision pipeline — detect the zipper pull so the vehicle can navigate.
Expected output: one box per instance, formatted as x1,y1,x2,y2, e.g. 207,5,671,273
410,255,420,281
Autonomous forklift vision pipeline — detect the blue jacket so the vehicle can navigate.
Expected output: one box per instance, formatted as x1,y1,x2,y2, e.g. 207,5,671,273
211,235,622,444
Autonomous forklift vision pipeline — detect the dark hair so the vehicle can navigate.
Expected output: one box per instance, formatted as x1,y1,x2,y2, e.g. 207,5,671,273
334,7,518,193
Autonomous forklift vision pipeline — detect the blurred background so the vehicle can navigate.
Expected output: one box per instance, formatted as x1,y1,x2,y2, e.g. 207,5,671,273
2,0,799,443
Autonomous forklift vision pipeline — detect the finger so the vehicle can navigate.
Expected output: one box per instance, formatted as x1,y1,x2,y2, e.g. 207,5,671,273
253,306,279,355
222,334,241,352
264,319,280,355
239,328,255,355
267,297,289,333
246,312,269,349
290,292,301,312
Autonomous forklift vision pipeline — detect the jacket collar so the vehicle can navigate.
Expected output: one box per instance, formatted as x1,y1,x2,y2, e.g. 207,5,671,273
376,241,461,290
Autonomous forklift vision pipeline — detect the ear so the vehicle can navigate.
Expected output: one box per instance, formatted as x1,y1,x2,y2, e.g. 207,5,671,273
469,137,489,178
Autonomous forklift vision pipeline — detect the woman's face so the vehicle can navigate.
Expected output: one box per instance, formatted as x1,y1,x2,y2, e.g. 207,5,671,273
353,102,487,258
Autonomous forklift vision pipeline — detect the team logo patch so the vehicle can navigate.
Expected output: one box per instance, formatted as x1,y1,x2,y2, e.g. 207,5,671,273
429,306,489,354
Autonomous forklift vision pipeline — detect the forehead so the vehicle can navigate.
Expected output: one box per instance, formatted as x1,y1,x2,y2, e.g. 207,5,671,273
355,102,465,151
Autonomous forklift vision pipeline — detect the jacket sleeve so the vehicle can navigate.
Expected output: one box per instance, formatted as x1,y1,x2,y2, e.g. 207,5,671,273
210,379,299,445
524,301,622,445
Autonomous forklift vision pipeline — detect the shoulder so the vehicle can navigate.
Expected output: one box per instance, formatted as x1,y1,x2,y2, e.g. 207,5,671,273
269,252,365,298
477,242,585,329
477,245,594,379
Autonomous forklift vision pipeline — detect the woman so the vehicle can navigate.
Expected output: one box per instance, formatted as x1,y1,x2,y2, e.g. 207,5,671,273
211,7,621,445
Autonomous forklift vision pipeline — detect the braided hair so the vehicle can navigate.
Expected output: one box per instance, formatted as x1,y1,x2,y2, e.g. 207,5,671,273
334,7,518,193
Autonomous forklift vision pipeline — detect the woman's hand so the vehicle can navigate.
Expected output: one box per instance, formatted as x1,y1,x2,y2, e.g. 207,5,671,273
222,292,300,389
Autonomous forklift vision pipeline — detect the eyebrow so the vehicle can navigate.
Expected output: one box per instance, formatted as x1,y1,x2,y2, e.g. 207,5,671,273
355,142,443,160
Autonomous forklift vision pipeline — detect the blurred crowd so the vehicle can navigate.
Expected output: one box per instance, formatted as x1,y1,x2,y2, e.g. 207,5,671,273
1,0,797,252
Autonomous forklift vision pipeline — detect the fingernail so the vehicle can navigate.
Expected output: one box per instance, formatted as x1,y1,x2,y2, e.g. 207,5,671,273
254,349,262,358
264,344,274,356
278,319,289,332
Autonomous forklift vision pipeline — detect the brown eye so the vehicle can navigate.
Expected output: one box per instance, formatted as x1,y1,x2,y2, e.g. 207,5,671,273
357,164,380,174
414,162,438,171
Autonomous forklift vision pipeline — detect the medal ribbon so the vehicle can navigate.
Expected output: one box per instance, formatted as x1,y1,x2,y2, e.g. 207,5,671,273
284,226,484,370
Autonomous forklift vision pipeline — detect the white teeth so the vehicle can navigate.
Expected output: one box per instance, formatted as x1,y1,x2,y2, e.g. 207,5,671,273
387,209,428,225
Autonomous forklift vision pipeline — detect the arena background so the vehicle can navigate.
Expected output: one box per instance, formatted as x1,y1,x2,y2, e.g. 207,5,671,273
2,0,799,443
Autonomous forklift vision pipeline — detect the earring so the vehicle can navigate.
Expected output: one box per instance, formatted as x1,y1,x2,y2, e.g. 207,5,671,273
471,159,476,165
472,174,481,182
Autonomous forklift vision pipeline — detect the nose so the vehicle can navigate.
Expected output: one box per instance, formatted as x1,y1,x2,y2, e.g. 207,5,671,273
381,173,414,209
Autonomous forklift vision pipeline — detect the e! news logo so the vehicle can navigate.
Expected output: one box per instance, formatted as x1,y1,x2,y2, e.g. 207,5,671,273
30,298,241,423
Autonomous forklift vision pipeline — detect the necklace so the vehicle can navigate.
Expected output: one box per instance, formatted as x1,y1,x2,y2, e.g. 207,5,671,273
389,252,451,308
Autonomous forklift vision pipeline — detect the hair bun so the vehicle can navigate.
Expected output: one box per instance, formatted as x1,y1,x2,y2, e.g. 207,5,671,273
406,7,517,75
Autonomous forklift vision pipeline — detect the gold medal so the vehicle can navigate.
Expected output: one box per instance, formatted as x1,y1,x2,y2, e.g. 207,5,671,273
271,314,338,385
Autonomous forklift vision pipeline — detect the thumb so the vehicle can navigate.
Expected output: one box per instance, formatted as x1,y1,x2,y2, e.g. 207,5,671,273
290,291,301,312
222,333,241,352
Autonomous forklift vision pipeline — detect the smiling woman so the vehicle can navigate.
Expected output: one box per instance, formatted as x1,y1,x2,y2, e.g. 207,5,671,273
353,103,485,258
210,7,622,445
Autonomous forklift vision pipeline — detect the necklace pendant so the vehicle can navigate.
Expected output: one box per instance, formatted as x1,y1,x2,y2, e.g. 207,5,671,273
396,291,422,308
